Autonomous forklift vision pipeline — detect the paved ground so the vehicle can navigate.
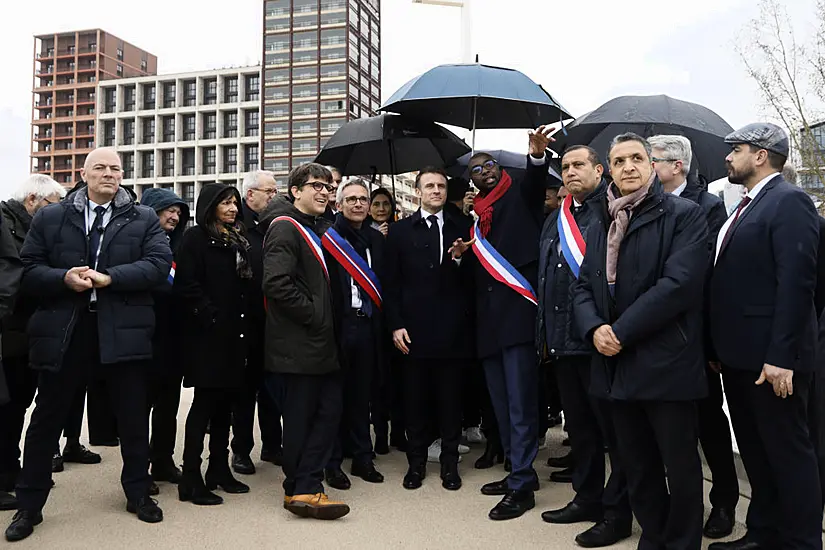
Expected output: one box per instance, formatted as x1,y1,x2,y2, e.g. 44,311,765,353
3,389,750,549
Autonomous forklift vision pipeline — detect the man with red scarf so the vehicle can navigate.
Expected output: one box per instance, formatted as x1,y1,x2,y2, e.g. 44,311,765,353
453,126,553,520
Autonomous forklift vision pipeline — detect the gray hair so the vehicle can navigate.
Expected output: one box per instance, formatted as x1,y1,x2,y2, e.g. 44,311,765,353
242,170,276,194
336,178,369,204
326,165,341,177
607,132,653,163
648,135,692,176
782,162,798,184
11,174,67,203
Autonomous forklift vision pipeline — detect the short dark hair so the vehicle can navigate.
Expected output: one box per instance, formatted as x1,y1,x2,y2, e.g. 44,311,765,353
447,176,470,201
288,162,332,199
562,145,602,168
469,152,494,165
607,132,652,162
746,144,788,171
415,166,448,189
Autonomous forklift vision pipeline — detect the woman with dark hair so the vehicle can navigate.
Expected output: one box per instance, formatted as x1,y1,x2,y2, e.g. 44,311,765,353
174,183,254,505
367,188,396,237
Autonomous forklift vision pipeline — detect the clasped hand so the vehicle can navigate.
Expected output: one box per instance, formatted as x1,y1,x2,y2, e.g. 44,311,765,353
64,266,112,292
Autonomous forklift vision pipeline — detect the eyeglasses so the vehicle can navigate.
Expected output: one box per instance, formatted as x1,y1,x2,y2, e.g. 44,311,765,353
41,197,58,205
470,159,498,176
305,181,336,193
343,196,370,205
651,157,679,163
252,187,277,196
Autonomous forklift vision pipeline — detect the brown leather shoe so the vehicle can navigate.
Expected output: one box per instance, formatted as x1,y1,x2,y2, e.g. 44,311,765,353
285,493,350,520
283,495,292,509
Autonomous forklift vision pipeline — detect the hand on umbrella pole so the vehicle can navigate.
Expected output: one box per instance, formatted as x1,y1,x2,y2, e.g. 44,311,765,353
528,125,555,158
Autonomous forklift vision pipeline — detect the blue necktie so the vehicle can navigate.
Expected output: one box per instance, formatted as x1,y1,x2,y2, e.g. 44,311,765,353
88,206,106,266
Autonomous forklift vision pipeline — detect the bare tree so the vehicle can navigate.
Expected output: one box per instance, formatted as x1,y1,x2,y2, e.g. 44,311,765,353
738,0,825,196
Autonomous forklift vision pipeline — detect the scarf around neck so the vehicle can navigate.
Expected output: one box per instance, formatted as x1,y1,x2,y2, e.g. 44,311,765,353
218,223,253,279
473,170,512,237
605,173,655,285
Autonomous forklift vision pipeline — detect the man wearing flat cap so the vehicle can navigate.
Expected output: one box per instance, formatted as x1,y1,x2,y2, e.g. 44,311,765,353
708,123,822,550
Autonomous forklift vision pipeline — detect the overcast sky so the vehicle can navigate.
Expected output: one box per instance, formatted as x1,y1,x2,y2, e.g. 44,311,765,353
0,0,816,198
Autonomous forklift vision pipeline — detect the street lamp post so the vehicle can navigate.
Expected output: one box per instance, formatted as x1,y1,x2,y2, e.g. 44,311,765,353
411,0,472,64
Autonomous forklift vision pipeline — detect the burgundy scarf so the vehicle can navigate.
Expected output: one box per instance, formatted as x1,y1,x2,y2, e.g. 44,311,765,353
474,170,513,237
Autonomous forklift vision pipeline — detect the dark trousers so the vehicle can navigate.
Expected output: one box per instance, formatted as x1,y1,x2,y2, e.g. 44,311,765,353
612,400,703,550
385,348,406,444
462,362,485,429
724,368,822,549
808,366,825,512
0,355,37,487
231,364,282,458
87,377,118,444
482,344,539,491
329,314,376,468
555,355,631,522
403,358,464,468
147,371,182,470
266,371,342,496
182,388,234,474
696,367,739,509
17,310,151,511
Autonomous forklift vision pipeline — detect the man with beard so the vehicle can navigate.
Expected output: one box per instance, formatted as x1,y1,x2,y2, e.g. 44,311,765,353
537,146,632,547
709,124,821,550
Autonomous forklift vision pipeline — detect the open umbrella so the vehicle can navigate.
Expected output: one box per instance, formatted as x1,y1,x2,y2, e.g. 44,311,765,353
313,113,470,196
549,95,734,181
446,149,562,185
379,63,572,148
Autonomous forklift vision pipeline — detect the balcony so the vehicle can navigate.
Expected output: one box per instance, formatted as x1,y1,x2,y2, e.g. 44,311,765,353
79,45,97,55
37,66,54,75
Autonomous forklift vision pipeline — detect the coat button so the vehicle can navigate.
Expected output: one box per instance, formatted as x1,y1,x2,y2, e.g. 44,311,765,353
487,285,493,292
596,270,601,276
554,305,559,311
550,348,555,354
557,263,562,268
240,334,244,338
240,314,244,318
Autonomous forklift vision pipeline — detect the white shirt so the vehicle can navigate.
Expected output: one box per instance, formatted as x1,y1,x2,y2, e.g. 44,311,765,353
350,248,372,309
421,207,444,264
714,172,778,263
671,180,687,197
85,199,113,302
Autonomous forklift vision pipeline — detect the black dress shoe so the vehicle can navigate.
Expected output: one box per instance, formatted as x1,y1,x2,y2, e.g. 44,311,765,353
374,439,390,455
325,467,351,490
481,478,510,496
575,517,633,548
231,455,255,475
541,501,603,524
489,490,535,520
474,440,505,469
704,507,735,539
351,462,384,483
205,471,250,494
441,463,462,491
260,448,283,466
152,464,183,484
0,491,18,511
708,534,764,550
149,481,159,496
402,465,426,490
178,473,223,506
62,444,101,464
546,451,574,469
51,453,64,473
126,497,164,523
550,466,574,483
5,510,42,542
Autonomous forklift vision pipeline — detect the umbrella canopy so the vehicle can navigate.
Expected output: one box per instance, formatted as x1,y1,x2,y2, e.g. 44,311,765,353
379,63,572,130
549,95,734,181
313,113,470,176
446,149,562,185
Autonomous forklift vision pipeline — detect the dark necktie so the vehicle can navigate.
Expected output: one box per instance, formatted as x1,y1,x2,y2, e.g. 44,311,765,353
427,215,441,265
88,205,106,266
719,196,752,253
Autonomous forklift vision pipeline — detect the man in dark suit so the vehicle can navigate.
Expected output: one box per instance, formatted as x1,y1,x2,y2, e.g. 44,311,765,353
321,166,342,223
385,167,475,492
708,124,822,550
649,135,739,540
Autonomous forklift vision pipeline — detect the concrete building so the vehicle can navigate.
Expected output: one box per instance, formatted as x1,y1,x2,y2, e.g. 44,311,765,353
31,29,156,186
262,0,381,190
96,66,262,213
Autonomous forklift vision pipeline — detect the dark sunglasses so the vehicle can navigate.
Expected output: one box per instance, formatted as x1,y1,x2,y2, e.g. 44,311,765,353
470,159,498,176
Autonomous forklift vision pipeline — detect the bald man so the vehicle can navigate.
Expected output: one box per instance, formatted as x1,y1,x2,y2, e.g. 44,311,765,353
5,148,173,542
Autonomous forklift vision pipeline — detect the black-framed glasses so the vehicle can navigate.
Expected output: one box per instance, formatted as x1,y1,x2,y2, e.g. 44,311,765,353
343,196,370,205
651,157,679,163
305,181,336,193
470,159,499,175
41,197,58,205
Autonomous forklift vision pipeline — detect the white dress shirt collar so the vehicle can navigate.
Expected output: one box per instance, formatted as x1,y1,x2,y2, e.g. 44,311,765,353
671,180,688,197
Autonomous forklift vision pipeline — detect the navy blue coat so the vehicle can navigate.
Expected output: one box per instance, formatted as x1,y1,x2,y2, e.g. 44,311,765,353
710,175,819,373
572,181,709,401
21,187,172,371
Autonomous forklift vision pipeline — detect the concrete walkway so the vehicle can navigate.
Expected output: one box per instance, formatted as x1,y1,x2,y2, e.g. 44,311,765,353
3,389,749,549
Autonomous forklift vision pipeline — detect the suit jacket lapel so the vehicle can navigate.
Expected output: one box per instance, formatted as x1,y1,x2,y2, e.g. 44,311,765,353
718,175,780,259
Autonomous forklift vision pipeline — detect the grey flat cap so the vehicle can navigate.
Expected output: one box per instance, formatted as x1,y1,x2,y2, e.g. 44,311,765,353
725,123,789,157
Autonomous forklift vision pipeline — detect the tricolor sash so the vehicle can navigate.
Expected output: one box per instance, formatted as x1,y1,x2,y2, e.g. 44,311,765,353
269,216,329,280
471,218,538,306
321,228,382,309
557,194,586,278
167,261,176,285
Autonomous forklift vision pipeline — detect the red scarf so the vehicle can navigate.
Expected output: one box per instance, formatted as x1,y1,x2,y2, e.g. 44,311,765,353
473,170,512,237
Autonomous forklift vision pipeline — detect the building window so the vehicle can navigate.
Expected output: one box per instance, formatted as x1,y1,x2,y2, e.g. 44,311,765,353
203,113,217,139
182,114,196,141
163,83,176,108
294,66,318,81
104,88,116,113
142,151,154,178
294,120,318,134
223,147,238,173
204,79,217,105
143,84,156,109
265,69,290,85
122,153,135,179
162,116,175,142
161,150,175,177
122,119,135,145
245,110,259,137
183,80,196,107
181,149,195,176
203,148,217,175
142,118,155,143
224,112,238,138
293,102,319,117
117,47,124,60
245,144,259,172
245,75,260,102
103,121,115,146
181,183,195,215
321,118,346,134
124,87,136,111
116,64,123,76
225,77,239,103
141,59,147,72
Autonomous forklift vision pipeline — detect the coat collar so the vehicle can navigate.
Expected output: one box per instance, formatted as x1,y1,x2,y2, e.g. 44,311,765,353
70,186,132,214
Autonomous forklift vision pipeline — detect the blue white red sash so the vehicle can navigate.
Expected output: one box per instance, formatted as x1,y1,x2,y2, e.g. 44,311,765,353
557,194,586,278
269,216,329,280
321,228,382,310
167,261,176,285
471,218,538,306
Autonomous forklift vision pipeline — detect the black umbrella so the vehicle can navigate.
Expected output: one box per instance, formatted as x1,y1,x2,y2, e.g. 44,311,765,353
549,95,734,181
314,114,470,196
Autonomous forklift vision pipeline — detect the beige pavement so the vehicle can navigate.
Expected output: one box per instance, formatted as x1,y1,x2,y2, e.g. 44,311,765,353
3,389,748,549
